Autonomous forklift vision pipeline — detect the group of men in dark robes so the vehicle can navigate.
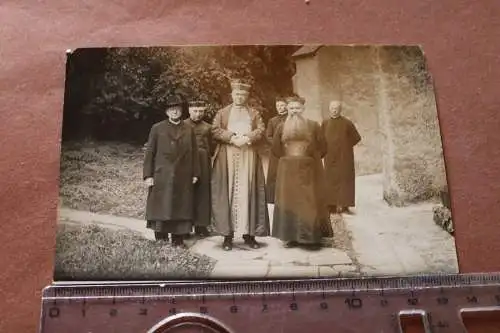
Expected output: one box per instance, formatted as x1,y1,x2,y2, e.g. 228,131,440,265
142,78,361,250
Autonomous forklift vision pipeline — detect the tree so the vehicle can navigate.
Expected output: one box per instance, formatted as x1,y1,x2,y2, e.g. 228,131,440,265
64,45,301,143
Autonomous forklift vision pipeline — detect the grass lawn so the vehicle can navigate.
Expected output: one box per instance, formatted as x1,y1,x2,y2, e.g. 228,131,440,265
54,223,216,280
59,141,149,219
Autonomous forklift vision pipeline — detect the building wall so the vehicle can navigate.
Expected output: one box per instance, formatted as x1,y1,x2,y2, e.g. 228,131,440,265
377,46,447,205
291,55,323,123
292,45,448,205
317,45,383,176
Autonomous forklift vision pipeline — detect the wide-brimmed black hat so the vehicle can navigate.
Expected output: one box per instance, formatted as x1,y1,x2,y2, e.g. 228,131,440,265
165,95,184,108
188,100,208,108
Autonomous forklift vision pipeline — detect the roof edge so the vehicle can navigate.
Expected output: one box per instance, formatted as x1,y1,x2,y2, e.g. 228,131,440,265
291,45,323,59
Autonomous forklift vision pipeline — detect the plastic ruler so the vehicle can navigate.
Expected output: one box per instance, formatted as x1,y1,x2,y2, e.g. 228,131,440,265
39,272,500,332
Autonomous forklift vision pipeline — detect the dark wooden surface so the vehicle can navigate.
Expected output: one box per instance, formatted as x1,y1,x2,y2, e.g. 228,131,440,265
1,1,499,332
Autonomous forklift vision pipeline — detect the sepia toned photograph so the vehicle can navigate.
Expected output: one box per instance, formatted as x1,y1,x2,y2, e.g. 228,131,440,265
54,45,458,281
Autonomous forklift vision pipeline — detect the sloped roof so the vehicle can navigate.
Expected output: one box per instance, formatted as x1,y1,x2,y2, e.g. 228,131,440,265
291,45,323,59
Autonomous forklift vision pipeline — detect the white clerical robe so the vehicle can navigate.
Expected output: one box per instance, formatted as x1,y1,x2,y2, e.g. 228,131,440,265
226,106,255,237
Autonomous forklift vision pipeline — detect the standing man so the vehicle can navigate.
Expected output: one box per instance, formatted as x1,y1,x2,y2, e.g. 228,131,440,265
211,78,270,251
271,95,333,249
184,100,213,238
322,100,361,214
265,97,288,204
143,97,200,248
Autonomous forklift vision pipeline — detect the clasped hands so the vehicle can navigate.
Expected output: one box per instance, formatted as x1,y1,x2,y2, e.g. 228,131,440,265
229,134,251,147
144,177,198,187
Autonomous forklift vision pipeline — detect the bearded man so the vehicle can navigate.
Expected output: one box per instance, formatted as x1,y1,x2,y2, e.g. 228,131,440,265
210,78,270,251
271,96,333,249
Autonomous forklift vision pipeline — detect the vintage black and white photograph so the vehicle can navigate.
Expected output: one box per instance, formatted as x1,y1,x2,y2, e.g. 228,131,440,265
54,45,458,280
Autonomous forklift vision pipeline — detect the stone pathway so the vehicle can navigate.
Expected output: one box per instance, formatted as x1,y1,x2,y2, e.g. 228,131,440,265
58,173,459,278
58,208,358,278
342,174,459,276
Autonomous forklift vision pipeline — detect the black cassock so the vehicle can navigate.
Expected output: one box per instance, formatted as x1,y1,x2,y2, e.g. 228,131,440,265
271,120,333,244
143,120,200,234
184,118,213,228
321,116,361,208
265,114,286,203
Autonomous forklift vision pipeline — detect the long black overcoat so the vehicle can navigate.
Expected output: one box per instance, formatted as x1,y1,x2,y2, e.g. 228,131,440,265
143,120,200,221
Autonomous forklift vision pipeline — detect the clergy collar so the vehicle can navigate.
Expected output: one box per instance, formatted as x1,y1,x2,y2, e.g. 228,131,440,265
232,104,248,110
168,118,182,125
189,118,202,124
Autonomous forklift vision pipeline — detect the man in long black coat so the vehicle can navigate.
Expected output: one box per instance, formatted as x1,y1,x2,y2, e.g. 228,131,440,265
265,97,288,203
322,100,361,214
184,100,213,238
143,99,201,247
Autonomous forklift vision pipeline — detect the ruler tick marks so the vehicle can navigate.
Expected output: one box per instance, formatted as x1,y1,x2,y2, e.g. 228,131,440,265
39,273,500,333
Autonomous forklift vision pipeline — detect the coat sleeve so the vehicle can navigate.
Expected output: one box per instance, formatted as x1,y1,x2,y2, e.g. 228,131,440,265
207,124,216,157
349,121,361,146
143,124,157,180
265,118,275,144
191,127,201,179
316,122,328,158
271,124,285,158
211,109,235,143
246,110,265,144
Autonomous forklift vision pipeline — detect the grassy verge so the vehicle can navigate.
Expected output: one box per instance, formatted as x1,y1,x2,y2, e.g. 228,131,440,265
59,141,147,219
54,223,216,280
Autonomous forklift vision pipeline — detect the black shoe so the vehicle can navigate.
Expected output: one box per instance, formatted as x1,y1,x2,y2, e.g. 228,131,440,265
154,232,169,241
306,243,322,251
171,235,187,248
343,207,354,215
243,235,260,249
222,237,233,251
195,226,210,238
284,241,298,248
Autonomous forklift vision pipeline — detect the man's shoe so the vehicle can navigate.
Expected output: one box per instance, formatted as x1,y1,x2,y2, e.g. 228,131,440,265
222,237,233,251
244,235,260,249
195,226,210,238
171,235,187,248
342,207,354,215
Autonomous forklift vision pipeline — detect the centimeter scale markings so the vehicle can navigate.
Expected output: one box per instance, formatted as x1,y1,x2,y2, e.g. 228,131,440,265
40,273,500,333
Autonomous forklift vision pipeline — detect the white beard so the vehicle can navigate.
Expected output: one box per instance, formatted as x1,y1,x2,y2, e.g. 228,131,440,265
282,113,310,142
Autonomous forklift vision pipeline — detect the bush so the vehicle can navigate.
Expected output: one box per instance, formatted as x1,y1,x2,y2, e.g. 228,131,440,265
432,206,454,235
54,223,216,280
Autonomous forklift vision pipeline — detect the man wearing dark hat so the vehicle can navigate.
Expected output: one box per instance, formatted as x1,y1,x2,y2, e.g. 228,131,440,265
265,97,288,203
211,78,270,251
184,100,213,238
143,96,201,247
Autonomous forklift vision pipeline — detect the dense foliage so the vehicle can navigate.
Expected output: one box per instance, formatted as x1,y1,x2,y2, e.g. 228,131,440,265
62,46,300,143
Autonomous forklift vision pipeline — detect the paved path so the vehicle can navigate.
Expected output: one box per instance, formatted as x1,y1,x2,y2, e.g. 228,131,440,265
58,173,459,278
343,174,459,276
59,209,357,278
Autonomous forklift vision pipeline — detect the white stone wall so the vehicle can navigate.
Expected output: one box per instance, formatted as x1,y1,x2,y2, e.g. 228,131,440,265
292,45,448,205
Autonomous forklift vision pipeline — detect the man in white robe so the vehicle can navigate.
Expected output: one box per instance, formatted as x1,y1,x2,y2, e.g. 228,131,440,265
210,79,270,251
